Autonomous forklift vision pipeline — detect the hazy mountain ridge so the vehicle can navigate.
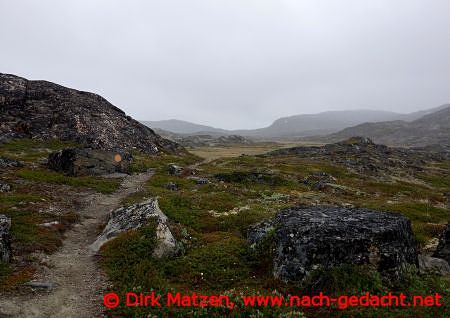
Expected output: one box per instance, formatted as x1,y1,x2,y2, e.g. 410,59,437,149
319,105,450,147
144,105,449,139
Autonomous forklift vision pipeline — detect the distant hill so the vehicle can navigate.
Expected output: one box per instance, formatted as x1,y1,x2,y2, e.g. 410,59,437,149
143,119,229,135
143,106,448,139
317,105,450,147
0,73,182,154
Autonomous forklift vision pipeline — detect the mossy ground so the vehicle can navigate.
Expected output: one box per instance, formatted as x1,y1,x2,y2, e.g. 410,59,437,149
101,145,450,317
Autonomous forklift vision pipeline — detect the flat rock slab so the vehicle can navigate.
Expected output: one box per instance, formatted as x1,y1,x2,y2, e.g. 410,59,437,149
24,281,57,290
248,206,418,283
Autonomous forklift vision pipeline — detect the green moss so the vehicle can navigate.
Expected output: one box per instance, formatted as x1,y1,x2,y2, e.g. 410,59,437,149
0,138,78,162
16,169,120,194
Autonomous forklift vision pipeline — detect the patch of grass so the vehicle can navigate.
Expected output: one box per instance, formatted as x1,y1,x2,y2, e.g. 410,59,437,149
0,138,78,162
16,169,120,194
2,209,72,254
129,151,200,173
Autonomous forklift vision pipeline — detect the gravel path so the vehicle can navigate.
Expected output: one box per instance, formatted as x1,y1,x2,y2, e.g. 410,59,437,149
0,172,153,318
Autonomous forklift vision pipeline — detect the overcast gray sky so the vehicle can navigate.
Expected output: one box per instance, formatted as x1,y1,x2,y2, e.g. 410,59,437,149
1,0,450,129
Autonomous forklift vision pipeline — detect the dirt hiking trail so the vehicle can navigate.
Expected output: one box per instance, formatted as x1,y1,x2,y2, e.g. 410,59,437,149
0,172,153,318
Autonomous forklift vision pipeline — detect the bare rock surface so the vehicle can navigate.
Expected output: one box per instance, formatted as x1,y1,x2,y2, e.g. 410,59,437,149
418,255,450,275
90,198,178,258
248,205,418,283
0,73,182,154
0,215,12,263
433,221,450,264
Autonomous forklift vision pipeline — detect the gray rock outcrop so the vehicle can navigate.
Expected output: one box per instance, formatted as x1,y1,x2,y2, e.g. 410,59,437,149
418,255,450,275
48,148,132,176
248,206,418,283
90,199,178,258
0,73,182,154
0,157,23,169
0,215,12,263
433,222,450,264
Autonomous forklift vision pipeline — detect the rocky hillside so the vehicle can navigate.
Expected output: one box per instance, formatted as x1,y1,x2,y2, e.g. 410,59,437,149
0,73,182,154
318,105,450,147
268,136,449,178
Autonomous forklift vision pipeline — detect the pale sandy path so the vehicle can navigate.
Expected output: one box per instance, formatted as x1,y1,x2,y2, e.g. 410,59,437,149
0,172,153,318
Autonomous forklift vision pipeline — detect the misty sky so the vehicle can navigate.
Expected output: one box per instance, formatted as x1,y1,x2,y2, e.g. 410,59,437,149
1,0,450,129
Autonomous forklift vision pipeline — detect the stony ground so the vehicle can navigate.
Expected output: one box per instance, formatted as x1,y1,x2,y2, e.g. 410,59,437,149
0,172,153,318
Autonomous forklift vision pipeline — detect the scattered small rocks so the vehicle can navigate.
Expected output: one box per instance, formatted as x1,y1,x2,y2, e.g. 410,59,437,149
90,199,179,258
303,172,337,190
0,182,11,192
209,205,250,217
0,214,12,263
189,176,209,184
248,206,418,283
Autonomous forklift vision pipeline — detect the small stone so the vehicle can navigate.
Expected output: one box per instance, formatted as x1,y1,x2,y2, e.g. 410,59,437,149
24,281,56,290
418,255,450,275
0,215,12,263
0,182,11,192
165,182,178,191
168,164,184,176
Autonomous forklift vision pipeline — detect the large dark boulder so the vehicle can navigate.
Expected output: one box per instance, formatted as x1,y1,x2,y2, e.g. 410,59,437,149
48,148,132,176
433,222,450,264
0,73,182,154
0,215,12,263
248,206,418,283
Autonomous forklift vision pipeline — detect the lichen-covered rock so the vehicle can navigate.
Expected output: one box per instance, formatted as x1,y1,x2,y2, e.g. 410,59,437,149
0,157,23,169
90,199,178,258
418,255,450,275
248,206,418,283
0,182,11,192
433,221,450,264
0,215,12,263
168,164,184,176
0,73,182,154
48,148,132,176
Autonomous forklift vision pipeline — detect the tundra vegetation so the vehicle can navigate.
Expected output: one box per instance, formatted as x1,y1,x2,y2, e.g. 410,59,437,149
1,138,449,317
